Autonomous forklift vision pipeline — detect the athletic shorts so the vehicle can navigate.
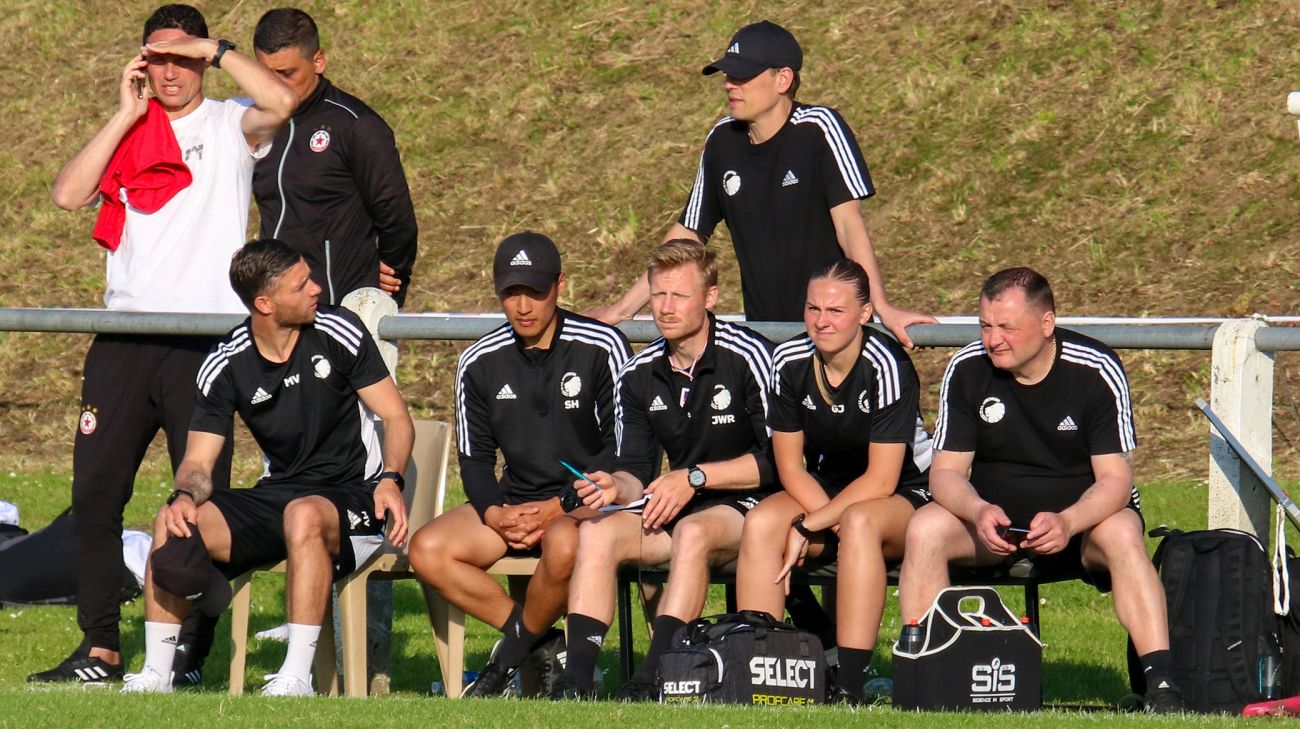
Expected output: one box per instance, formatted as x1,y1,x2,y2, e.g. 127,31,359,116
1007,502,1144,593
813,472,932,510
661,491,765,533
812,486,931,562
207,482,384,581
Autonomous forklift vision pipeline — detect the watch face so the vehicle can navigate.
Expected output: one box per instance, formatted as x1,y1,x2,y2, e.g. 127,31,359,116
688,468,706,488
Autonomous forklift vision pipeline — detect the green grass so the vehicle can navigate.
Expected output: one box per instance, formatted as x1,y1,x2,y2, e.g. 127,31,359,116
0,473,1275,726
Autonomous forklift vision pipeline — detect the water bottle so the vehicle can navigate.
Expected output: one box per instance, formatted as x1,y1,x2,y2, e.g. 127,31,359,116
1259,654,1281,700
900,619,924,654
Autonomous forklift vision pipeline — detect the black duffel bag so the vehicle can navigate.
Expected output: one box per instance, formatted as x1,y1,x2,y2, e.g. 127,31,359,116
657,609,825,705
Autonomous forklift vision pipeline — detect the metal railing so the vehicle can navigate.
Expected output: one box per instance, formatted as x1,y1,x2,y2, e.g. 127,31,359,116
2,307,1296,536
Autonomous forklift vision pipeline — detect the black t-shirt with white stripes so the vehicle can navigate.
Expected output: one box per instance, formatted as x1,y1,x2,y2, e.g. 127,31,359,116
191,306,389,488
677,103,874,323
614,315,777,491
932,328,1139,525
769,327,932,498
455,309,632,514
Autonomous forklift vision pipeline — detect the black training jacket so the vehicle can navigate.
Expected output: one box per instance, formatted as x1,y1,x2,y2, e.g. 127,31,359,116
254,76,418,306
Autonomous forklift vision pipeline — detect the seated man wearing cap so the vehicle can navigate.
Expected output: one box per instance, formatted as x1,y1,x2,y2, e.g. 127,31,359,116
124,238,413,696
409,232,631,697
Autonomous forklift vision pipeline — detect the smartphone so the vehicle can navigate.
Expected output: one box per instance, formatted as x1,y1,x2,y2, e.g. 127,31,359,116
133,76,145,100
1000,526,1031,544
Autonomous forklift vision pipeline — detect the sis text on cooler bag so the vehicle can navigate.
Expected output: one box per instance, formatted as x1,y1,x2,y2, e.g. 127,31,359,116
892,586,1043,711
656,610,826,705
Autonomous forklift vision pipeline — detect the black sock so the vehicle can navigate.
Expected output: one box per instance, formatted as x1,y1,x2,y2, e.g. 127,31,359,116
562,613,609,692
1139,649,1174,690
631,615,686,683
838,647,874,698
493,604,542,669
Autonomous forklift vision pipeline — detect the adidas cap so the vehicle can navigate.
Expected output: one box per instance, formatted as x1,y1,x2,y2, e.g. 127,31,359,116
150,522,233,618
702,20,802,78
493,231,562,296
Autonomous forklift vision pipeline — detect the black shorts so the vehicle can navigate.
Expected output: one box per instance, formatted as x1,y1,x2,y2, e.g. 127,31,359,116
1009,502,1145,593
207,482,384,581
661,491,764,533
813,472,932,510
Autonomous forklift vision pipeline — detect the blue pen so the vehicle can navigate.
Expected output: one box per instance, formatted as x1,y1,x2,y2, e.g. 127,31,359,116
560,460,599,489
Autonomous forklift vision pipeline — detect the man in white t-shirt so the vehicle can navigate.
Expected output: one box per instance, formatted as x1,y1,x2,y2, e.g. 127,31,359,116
29,3,295,685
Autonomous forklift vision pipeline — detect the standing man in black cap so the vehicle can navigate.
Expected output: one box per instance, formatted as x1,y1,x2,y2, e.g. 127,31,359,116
594,20,932,348
409,232,631,697
121,239,413,696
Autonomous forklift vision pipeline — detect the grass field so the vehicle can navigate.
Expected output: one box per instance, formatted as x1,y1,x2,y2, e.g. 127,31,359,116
0,473,1277,727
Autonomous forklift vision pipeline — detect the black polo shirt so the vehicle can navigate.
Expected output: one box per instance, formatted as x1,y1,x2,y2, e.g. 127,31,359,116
191,306,390,487
677,103,874,322
455,309,632,516
614,316,777,491
769,327,931,497
933,328,1139,525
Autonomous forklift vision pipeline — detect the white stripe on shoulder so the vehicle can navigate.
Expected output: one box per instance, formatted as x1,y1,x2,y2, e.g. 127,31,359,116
323,97,360,119
454,325,516,454
771,337,815,394
683,117,733,230
562,319,632,361
620,339,666,377
791,106,871,198
315,313,363,355
197,327,253,396
933,341,987,450
862,334,902,409
715,322,774,416
1060,341,1136,452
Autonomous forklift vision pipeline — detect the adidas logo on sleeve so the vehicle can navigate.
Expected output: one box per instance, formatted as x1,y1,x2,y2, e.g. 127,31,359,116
496,384,517,400
1057,415,1078,431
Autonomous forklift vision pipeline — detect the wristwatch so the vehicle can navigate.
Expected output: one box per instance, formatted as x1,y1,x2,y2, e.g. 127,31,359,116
211,39,236,69
687,466,707,490
377,470,406,491
166,490,193,506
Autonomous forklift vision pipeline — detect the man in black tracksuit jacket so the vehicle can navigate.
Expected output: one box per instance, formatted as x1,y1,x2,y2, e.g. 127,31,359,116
252,9,418,306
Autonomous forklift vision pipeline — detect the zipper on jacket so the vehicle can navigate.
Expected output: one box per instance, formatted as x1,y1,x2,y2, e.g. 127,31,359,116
271,118,295,237
324,239,336,304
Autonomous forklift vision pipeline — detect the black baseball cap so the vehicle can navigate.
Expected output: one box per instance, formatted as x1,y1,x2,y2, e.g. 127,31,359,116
702,20,803,77
493,232,562,296
150,523,232,618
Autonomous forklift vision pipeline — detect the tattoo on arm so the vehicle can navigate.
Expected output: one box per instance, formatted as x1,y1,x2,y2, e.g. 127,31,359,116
1122,451,1135,469
183,470,214,505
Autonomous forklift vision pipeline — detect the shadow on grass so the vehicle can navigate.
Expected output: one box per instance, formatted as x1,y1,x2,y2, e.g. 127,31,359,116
1043,658,1130,706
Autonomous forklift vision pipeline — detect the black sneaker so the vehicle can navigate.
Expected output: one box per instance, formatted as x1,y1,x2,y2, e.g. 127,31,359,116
1144,681,1185,714
461,641,520,698
28,652,124,684
827,685,865,706
170,644,203,688
615,676,659,702
548,674,595,701
523,628,566,698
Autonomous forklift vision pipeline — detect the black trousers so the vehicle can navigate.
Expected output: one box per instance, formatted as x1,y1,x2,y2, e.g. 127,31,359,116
71,334,232,652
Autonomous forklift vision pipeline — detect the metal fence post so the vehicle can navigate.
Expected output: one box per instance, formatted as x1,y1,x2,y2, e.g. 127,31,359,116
1208,319,1273,535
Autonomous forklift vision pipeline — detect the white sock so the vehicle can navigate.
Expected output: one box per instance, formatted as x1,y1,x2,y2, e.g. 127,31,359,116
142,621,181,685
276,623,321,683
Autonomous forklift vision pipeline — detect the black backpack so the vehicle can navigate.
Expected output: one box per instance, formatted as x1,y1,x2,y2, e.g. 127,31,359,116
657,610,825,705
1146,527,1283,713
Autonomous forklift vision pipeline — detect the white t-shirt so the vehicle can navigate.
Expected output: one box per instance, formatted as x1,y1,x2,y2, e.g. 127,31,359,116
104,97,269,314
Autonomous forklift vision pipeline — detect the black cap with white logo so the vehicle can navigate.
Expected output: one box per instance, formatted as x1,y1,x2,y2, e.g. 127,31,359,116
150,523,232,618
493,231,562,296
702,20,803,77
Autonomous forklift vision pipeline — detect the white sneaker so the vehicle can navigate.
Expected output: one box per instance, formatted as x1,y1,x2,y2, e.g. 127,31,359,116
120,668,172,694
260,672,314,697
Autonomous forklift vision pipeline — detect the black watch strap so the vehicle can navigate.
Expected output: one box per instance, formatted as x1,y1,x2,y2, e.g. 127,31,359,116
792,514,817,539
377,470,405,491
212,39,236,69
167,490,193,506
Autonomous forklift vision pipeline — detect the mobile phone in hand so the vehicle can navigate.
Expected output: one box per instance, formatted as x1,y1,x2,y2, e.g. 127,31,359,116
134,76,145,99
1000,525,1030,544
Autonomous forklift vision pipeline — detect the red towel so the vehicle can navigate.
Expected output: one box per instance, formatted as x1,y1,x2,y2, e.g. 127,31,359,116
92,99,192,252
